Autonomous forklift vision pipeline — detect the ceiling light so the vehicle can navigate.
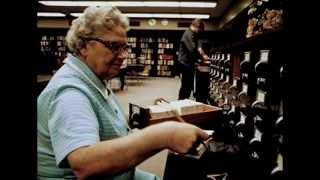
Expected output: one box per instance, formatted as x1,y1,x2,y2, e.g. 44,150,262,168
37,12,66,17
70,13,82,17
142,2,179,7
71,13,210,19
179,2,217,8
39,1,217,8
180,14,210,19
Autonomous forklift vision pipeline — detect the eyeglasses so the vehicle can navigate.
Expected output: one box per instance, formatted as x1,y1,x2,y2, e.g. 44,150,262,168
82,37,129,54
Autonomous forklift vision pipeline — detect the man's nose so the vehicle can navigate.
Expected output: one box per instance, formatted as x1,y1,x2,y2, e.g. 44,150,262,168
116,50,128,59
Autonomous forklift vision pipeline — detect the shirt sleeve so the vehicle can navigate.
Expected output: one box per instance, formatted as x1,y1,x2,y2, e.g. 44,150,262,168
134,169,160,180
48,87,100,168
181,31,196,53
198,39,203,49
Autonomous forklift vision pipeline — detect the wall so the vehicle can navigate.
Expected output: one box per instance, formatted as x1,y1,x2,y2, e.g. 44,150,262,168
37,18,219,30
218,0,254,29
38,19,70,29
37,0,254,30
130,18,219,30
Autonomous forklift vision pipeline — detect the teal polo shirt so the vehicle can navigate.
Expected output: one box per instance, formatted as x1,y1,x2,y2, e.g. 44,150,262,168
37,54,158,180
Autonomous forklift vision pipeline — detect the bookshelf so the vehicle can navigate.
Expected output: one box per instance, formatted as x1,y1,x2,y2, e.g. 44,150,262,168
125,34,178,77
126,37,137,65
156,37,175,76
39,29,68,74
38,29,181,77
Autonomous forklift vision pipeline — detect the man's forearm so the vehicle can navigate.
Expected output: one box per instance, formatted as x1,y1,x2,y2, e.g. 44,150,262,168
198,48,208,62
68,124,168,179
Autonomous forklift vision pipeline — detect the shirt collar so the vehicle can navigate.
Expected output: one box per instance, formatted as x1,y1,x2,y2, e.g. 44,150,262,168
65,53,107,94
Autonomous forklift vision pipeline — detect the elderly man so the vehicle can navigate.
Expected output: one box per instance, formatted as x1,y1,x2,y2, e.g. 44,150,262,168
37,6,209,180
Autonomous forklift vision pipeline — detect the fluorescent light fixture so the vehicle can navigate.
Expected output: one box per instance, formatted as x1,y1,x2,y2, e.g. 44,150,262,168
180,14,210,19
37,12,65,17
179,2,217,8
127,13,179,18
39,1,217,8
127,13,210,19
71,13,210,19
70,13,82,17
143,2,179,7
39,1,110,7
110,1,143,7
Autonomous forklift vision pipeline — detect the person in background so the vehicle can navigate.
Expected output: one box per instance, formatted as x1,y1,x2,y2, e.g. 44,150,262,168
177,19,209,100
37,6,209,180
194,44,211,104
119,58,127,90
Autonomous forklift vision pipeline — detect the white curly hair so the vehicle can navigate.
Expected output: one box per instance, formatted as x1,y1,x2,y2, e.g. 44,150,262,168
65,6,129,55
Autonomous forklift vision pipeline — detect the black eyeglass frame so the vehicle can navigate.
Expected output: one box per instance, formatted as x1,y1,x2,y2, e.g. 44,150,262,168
82,37,129,53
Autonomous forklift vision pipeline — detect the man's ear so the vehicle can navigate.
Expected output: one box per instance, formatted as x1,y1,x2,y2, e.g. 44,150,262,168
79,47,88,58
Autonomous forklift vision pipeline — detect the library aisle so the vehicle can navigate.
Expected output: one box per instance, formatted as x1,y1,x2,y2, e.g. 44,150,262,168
114,77,181,119
35,0,288,179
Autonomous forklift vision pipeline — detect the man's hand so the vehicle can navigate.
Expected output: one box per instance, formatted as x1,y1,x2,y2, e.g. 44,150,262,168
152,121,209,154
197,47,209,62
203,54,209,61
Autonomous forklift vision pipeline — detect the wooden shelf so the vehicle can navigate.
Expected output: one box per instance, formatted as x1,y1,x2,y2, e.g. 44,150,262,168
211,28,286,52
